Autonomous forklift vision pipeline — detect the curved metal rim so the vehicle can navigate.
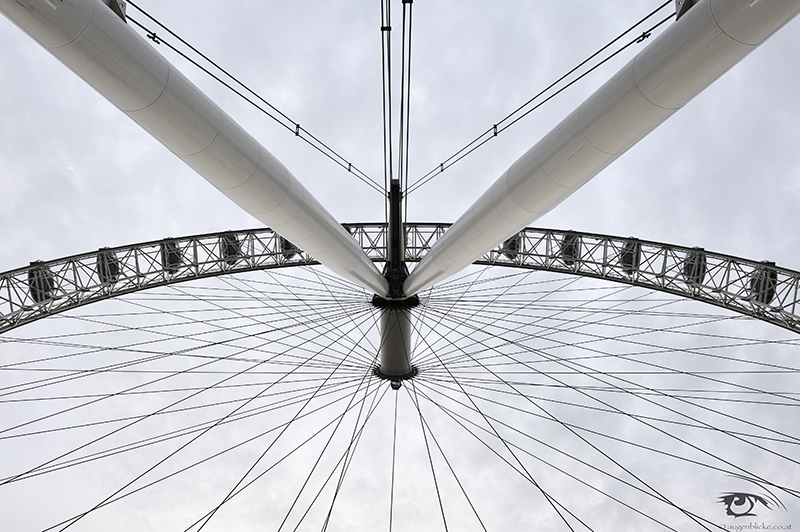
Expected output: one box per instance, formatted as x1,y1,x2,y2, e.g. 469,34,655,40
2,223,798,334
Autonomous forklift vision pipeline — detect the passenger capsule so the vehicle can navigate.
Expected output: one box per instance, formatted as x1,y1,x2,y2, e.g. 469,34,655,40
280,237,298,260
560,232,581,266
501,233,522,261
27,261,55,303
750,261,778,305
220,233,241,266
683,248,707,285
620,239,641,275
160,240,182,274
97,248,120,284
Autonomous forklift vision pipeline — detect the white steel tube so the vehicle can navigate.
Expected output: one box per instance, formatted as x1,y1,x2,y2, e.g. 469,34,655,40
0,0,390,296
403,0,800,297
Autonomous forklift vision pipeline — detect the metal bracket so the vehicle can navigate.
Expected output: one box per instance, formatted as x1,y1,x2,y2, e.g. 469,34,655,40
99,0,127,22
676,0,699,20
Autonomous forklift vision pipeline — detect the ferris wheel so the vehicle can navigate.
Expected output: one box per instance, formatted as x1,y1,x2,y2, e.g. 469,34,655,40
1,1,800,531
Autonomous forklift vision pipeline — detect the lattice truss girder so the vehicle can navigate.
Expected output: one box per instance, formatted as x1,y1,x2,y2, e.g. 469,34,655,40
1,224,797,333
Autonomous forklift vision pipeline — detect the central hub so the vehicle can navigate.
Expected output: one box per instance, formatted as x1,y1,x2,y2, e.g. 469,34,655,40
372,302,415,385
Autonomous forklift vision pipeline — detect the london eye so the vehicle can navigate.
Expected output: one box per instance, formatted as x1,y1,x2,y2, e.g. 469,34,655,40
1,1,799,530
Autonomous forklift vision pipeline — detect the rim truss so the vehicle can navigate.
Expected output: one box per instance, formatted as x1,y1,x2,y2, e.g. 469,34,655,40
1,224,797,334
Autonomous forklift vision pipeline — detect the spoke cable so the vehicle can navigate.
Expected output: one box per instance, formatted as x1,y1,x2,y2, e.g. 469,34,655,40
412,315,587,531
39,382,379,532
388,390,399,532
53,324,369,532
423,303,800,498
408,380,449,532
11,376,365,486
413,375,797,497
410,380,699,531
191,310,380,532
428,304,800,443
274,364,378,532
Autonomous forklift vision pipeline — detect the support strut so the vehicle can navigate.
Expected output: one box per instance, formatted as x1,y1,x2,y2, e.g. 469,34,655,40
374,179,417,386
376,0,417,388
386,179,406,299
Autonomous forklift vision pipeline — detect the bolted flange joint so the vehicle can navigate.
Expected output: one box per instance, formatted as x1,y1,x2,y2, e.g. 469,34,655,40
371,293,419,309
373,365,419,390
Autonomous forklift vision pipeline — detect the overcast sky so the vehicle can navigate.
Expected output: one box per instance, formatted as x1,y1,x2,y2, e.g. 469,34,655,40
1,1,799,273
1,1,799,531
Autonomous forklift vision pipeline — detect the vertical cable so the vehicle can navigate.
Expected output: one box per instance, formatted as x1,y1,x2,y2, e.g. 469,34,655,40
380,0,394,223
389,390,399,532
397,0,413,191
408,380,449,532
400,0,413,224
